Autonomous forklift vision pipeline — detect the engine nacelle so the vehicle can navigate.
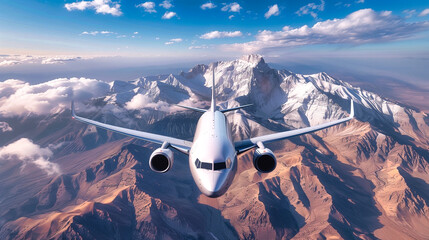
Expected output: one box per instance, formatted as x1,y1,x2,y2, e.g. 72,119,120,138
253,147,277,173
149,148,174,173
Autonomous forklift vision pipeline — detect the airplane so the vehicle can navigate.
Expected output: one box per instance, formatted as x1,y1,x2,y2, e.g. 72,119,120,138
71,69,354,198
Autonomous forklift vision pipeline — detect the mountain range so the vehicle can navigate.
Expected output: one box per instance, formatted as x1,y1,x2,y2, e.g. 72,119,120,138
0,54,428,239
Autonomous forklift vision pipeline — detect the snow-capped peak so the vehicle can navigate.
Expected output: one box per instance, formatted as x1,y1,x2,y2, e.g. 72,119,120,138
239,54,265,67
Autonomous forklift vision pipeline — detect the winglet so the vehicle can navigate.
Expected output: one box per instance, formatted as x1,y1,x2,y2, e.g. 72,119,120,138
350,100,354,118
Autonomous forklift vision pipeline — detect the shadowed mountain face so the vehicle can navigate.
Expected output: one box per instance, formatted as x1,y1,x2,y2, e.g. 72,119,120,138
0,55,428,239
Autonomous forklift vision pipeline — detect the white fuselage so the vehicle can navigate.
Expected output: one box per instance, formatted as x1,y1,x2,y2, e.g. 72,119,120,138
189,111,237,197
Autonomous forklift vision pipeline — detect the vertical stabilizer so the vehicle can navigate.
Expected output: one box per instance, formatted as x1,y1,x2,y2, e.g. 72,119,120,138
211,66,216,111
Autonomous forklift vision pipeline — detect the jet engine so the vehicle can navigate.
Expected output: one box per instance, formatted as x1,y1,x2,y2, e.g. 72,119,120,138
149,148,174,173
253,147,277,173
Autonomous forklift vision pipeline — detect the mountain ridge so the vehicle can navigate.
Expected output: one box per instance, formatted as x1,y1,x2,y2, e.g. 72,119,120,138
0,55,428,239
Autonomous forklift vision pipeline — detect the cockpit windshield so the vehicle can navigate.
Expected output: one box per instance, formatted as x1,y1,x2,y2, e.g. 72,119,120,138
195,158,231,171
213,162,226,170
195,158,212,170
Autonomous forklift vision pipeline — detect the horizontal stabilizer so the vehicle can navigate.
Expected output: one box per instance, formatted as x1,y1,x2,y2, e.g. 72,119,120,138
220,104,253,113
175,104,207,113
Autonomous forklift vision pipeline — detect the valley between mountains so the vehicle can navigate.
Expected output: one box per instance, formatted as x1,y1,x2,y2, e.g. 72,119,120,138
0,55,428,239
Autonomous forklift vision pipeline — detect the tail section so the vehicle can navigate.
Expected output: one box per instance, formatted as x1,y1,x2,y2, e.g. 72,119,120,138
211,67,216,111
71,100,76,118
176,67,216,113
210,66,252,113
175,66,252,114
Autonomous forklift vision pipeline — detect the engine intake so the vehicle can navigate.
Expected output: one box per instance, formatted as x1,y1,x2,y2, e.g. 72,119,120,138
149,148,174,173
253,147,277,173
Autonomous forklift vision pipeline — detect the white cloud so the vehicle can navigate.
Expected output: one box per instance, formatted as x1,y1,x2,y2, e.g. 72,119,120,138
0,78,110,116
81,31,93,35
0,79,27,98
0,122,12,132
65,0,122,16
125,94,170,113
48,142,68,151
419,9,429,17
41,57,82,65
188,45,209,50
201,2,216,10
356,0,364,3
134,32,139,34
403,9,417,18
159,0,173,9
296,0,324,19
0,138,60,175
222,9,429,53
228,15,234,20
265,4,280,19
200,31,242,39
81,30,115,36
0,55,84,67
137,2,156,13
221,2,241,13
162,11,177,19
164,38,182,45
0,60,21,66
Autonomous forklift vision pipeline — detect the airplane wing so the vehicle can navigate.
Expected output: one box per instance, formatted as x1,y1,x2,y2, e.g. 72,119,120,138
71,102,193,154
175,104,207,113
234,100,354,153
220,104,253,113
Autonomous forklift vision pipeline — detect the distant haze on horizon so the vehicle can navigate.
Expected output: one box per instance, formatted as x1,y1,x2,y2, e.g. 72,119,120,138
1,0,428,108
1,54,428,88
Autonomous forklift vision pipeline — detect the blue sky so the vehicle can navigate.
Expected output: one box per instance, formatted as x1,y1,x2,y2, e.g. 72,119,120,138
1,0,428,57
0,0,429,86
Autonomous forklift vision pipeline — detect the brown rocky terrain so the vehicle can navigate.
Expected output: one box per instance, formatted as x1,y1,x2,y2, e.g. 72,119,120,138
0,55,428,239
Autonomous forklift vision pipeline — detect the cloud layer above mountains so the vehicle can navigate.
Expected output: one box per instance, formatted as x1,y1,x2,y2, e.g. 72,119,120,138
0,138,60,175
0,76,183,117
125,94,171,114
0,78,110,116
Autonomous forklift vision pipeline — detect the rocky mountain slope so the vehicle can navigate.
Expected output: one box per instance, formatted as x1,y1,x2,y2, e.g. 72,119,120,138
0,55,428,239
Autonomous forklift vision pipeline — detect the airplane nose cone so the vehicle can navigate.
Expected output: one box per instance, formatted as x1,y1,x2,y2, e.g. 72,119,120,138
200,172,226,198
